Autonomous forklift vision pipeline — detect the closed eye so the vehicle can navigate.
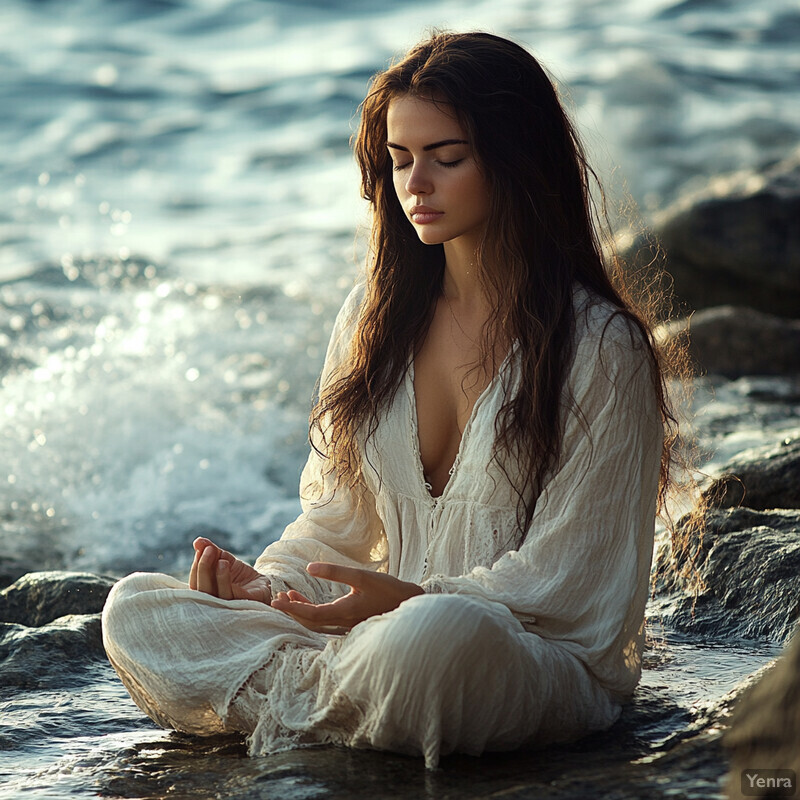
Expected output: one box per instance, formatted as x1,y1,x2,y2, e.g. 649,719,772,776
392,158,464,172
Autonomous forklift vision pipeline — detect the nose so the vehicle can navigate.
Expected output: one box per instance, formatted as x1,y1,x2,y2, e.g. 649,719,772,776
405,162,432,196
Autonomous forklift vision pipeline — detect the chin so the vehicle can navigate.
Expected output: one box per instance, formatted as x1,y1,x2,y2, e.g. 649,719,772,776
415,230,449,246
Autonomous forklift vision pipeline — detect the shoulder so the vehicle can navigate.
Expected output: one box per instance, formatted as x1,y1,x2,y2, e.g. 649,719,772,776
571,284,647,352
567,284,655,399
570,284,651,367
332,280,367,336
320,280,367,384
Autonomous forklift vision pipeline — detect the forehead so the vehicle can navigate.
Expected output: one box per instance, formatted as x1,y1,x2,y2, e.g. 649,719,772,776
385,95,466,142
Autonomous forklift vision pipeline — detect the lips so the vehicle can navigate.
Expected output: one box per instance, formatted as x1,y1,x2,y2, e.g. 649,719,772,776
410,205,443,224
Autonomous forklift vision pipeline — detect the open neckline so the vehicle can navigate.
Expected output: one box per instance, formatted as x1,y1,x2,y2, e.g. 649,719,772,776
405,343,517,503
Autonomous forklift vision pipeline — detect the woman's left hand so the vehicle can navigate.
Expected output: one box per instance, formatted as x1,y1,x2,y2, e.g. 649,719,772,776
270,563,424,634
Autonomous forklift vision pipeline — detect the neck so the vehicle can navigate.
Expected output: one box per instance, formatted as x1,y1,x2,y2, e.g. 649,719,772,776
442,237,484,307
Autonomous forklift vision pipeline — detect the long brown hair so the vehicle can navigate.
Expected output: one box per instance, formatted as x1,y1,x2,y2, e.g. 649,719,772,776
311,31,679,533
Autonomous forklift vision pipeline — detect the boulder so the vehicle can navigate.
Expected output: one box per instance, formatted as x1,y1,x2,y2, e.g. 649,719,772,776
0,571,115,627
619,148,800,317
703,431,800,510
651,507,800,642
724,624,800,799
0,572,116,694
656,307,800,377
0,613,105,691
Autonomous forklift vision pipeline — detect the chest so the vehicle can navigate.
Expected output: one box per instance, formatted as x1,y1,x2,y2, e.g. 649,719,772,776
359,339,520,513
412,306,500,496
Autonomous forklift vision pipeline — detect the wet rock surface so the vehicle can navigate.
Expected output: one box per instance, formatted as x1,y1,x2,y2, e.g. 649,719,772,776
703,431,800,511
72,663,749,800
619,147,800,316
651,507,800,643
657,306,800,378
0,571,115,626
0,572,114,695
0,613,105,692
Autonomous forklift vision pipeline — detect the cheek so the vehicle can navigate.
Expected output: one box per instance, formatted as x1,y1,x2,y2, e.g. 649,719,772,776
392,171,407,199
463,175,490,219
454,166,488,196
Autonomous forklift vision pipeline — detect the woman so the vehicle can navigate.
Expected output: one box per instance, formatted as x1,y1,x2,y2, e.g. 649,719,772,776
102,31,675,769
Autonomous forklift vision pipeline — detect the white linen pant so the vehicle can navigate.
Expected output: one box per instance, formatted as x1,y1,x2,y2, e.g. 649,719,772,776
102,573,620,768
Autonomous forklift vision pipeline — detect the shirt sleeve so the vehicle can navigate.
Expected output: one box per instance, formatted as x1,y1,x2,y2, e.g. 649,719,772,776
253,283,387,604
419,312,664,695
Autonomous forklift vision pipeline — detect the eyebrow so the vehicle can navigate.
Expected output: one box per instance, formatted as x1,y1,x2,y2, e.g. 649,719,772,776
386,138,468,152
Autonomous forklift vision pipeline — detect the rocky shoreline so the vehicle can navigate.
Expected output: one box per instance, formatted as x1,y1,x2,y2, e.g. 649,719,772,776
641,146,800,800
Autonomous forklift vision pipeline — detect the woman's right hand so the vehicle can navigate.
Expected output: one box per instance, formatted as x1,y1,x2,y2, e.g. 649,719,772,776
188,537,272,604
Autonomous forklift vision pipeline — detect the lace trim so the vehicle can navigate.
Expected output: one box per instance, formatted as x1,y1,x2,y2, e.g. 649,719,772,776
226,638,370,757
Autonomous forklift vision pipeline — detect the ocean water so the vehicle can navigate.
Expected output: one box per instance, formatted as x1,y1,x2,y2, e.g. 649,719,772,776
1,0,798,795
1,0,798,576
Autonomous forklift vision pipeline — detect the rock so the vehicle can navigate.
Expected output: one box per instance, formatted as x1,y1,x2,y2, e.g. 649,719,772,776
619,148,800,317
0,571,115,627
724,625,800,799
656,307,800,377
703,431,800,510
0,572,115,694
0,613,105,691
93,680,741,800
651,507,800,642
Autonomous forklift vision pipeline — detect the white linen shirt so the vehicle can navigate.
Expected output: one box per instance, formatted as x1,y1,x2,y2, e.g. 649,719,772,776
254,282,663,700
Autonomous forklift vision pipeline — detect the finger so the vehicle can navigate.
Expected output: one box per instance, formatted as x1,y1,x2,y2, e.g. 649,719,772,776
216,559,233,600
271,591,290,606
306,562,369,589
196,545,218,595
270,597,351,634
286,590,312,603
271,597,348,625
193,536,214,553
194,537,241,567
188,547,202,590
